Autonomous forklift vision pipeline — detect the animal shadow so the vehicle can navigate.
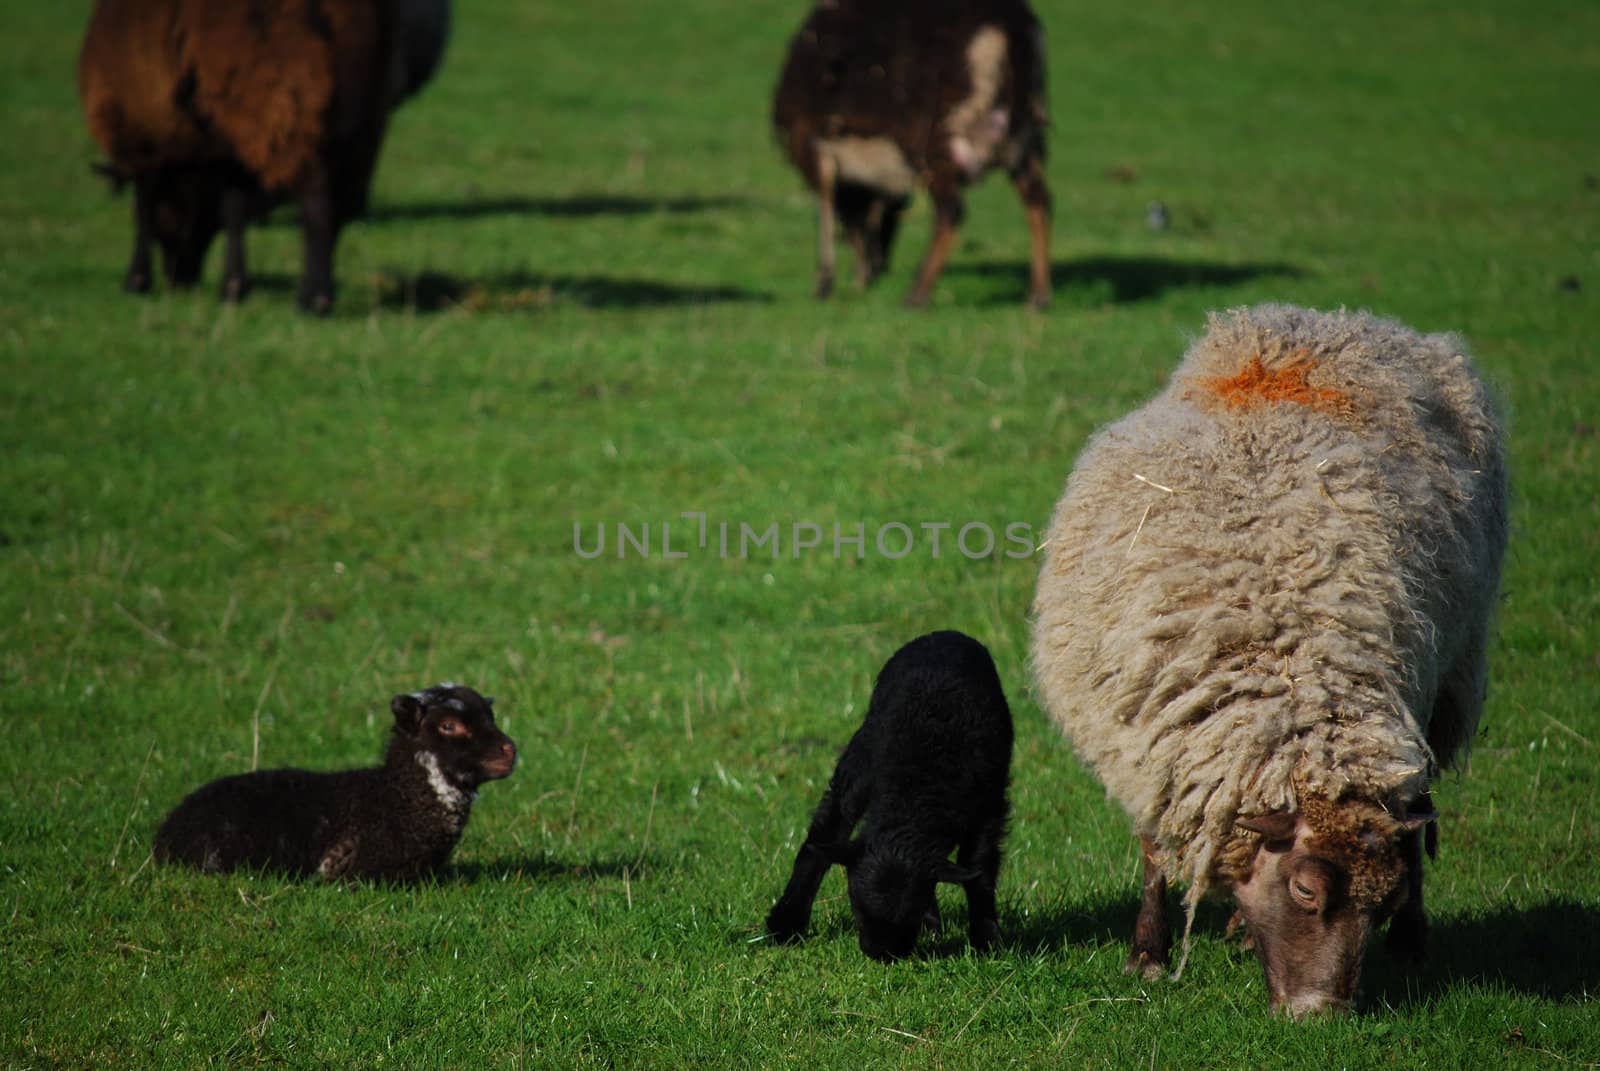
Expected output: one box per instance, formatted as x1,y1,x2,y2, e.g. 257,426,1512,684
365,193,747,223
1365,898,1600,1007
949,255,1306,306
372,269,772,312
445,853,665,884
1000,890,1238,957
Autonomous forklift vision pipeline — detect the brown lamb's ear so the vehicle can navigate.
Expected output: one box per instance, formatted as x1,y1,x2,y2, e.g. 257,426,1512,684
1238,812,1299,844
391,693,425,734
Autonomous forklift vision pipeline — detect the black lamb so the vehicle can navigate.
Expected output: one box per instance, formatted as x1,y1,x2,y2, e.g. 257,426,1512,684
152,683,515,881
766,630,1013,960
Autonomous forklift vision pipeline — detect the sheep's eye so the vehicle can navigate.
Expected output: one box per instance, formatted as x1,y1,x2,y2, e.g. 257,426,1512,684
436,718,468,738
1290,879,1318,906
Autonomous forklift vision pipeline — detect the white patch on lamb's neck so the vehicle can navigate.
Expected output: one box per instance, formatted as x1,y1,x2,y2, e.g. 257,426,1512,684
415,750,472,812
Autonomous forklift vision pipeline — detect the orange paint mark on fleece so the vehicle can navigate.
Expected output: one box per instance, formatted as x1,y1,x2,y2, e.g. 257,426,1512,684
1197,352,1352,416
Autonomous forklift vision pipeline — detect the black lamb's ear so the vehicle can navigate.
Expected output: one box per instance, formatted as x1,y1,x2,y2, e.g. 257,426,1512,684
932,861,982,885
812,839,864,867
484,696,495,708
391,693,425,733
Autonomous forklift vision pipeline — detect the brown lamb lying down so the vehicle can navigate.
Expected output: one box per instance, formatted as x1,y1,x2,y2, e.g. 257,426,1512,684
152,683,515,881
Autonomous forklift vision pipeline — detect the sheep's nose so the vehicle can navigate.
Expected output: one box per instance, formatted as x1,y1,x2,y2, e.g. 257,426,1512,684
498,740,516,761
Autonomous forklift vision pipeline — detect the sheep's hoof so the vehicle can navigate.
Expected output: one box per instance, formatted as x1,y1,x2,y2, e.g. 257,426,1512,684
1027,289,1052,311
123,270,151,295
902,289,930,309
813,275,835,300
221,275,252,304
1123,950,1168,981
969,920,1000,952
297,287,333,316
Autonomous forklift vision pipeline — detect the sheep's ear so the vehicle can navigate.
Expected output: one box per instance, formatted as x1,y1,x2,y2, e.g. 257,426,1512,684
812,839,864,867
932,862,982,885
484,696,495,708
1238,812,1299,843
391,693,425,734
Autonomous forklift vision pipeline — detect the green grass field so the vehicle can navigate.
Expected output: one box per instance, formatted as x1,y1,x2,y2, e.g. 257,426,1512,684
3,0,1597,1066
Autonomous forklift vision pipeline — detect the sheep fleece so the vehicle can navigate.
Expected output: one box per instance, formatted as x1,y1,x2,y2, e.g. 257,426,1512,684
1031,304,1507,899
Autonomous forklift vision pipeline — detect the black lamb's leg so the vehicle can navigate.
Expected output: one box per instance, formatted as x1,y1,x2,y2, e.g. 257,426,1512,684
124,177,155,294
766,732,869,943
957,807,1007,952
1126,834,1171,979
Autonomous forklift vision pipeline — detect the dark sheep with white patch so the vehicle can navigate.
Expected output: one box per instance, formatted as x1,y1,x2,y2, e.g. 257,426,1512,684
77,0,451,313
772,0,1052,307
152,683,515,881
766,631,1013,960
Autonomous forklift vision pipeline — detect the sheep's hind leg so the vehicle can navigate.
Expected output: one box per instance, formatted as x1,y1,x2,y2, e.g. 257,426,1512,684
1125,834,1171,979
1011,153,1052,309
904,183,964,308
296,177,337,315
218,186,252,303
956,814,1006,952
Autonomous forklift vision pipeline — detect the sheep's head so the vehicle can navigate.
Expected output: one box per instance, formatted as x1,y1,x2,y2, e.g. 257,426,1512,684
1232,793,1433,1018
821,841,976,961
391,683,517,791
146,168,227,288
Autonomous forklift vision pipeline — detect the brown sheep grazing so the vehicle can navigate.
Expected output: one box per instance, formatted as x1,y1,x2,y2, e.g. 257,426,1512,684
772,0,1052,308
78,0,449,314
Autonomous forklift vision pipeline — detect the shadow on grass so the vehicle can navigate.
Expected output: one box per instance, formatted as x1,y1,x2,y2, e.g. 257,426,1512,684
365,193,747,223
446,853,664,884
1000,890,1239,957
373,269,773,312
1365,898,1600,1006
947,255,1307,305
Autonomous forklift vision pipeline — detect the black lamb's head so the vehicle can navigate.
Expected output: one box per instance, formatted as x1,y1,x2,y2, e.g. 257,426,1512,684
845,849,932,961
390,682,517,790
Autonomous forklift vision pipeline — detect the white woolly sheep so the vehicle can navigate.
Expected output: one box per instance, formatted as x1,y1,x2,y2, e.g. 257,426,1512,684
1031,304,1508,1016
152,683,515,881
766,630,1013,960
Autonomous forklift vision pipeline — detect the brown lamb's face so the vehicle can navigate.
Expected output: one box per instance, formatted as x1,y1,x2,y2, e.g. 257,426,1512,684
1231,797,1427,1018
391,683,517,789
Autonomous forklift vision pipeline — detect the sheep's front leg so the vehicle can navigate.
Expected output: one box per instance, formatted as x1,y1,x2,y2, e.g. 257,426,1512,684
219,186,252,304
904,183,964,308
1125,834,1171,979
123,177,155,294
957,814,1006,952
812,151,838,299
1011,153,1052,309
1385,795,1432,965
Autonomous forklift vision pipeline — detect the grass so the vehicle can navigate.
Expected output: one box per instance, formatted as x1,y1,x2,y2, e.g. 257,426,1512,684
2,0,1597,1066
